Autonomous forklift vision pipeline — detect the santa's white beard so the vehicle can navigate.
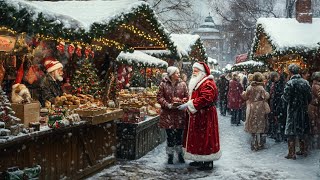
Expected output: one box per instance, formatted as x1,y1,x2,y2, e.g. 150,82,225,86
188,71,206,94
54,71,64,82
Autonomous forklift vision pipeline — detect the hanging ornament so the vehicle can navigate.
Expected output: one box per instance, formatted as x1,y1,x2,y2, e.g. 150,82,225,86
91,51,95,59
56,41,65,54
68,44,75,57
84,46,91,59
75,45,82,57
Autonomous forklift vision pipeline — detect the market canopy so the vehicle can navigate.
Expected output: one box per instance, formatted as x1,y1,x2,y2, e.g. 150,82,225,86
0,0,178,55
116,51,168,68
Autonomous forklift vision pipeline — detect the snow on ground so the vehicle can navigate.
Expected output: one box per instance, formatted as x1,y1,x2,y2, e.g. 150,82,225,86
87,113,320,180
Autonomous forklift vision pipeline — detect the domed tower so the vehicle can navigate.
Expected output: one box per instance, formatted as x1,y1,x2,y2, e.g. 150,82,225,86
192,15,224,64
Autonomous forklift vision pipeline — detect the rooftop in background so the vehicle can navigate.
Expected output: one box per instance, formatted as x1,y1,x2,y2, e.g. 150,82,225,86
192,15,220,34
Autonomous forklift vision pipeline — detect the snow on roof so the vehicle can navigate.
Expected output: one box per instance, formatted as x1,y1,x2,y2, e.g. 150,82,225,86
193,28,219,33
225,64,233,70
207,57,218,64
8,0,147,31
139,50,171,56
198,35,223,40
117,51,168,68
257,18,320,50
170,34,200,57
233,60,264,67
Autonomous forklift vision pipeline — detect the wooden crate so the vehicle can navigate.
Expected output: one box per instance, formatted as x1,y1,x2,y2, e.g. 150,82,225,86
11,101,40,127
116,116,166,160
75,107,107,117
82,109,124,125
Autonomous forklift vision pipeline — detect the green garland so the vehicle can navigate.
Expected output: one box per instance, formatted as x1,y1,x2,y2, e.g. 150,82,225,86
116,57,167,69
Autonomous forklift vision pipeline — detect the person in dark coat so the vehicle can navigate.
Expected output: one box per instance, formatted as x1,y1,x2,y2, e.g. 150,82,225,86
157,66,188,164
266,71,286,142
227,73,244,125
282,64,312,159
216,74,229,116
38,57,64,107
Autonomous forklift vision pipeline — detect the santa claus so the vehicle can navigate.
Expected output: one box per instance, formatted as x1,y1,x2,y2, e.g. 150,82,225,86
178,61,221,171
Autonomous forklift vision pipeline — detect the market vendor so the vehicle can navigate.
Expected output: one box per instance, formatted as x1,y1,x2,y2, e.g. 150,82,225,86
38,57,64,107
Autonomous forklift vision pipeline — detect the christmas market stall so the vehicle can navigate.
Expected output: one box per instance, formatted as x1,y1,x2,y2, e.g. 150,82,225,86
249,15,320,73
0,0,141,178
115,50,167,159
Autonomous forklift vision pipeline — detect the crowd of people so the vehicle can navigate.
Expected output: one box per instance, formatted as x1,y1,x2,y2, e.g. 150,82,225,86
156,62,320,172
216,64,320,158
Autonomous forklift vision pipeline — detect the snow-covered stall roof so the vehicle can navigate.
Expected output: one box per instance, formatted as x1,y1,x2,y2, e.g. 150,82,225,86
170,34,200,57
233,60,264,67
207,57,218,65
257,18,320,50
7,0,145,31
116,51,168,68
232,60,267,72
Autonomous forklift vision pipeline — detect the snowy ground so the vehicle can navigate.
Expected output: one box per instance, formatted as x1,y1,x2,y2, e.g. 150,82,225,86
87,113,320,180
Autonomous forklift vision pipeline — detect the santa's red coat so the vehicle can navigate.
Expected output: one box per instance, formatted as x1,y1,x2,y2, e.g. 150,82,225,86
183,75,221,161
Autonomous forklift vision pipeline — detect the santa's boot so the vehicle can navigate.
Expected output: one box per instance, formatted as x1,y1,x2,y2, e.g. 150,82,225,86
285,137,296,160
197,161,213,171
166,146,174,164
175,145,185,163
296,139,308,157
189,161,203,167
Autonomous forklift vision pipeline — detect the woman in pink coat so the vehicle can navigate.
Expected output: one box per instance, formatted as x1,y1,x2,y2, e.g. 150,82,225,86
157,66,188,164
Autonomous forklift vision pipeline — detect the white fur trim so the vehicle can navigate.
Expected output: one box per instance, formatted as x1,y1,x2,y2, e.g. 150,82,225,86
194,75,214,90
47,62,63,73
192,62,205,72
183,148,222,161
187,100,197,114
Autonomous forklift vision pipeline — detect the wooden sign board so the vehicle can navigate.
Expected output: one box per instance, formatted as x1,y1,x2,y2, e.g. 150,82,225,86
0,35,16,52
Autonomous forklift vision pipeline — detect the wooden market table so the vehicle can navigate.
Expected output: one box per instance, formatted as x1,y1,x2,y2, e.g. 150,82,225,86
0,109,123,180
116,115,166,160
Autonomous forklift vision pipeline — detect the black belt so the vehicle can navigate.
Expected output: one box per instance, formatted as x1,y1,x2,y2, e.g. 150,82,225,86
202,101,216,109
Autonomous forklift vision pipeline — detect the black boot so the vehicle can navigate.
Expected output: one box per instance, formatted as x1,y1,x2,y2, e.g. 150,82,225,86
197,161,213,171
178,153,185,163
189,161,203,167
168,154,174,164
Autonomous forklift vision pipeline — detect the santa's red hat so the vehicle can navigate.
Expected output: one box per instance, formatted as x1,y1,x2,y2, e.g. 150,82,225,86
43,57,63,73
192,62,210,75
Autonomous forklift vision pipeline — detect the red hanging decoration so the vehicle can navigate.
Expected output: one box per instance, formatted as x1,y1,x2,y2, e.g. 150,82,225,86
14,56,25,84
84,46,91,59
75,45,82,57
68,44,75,57
56,41,65,54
